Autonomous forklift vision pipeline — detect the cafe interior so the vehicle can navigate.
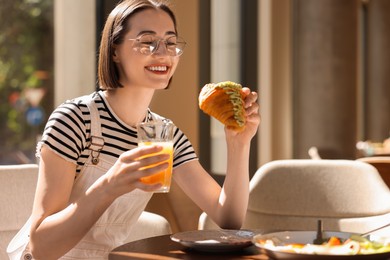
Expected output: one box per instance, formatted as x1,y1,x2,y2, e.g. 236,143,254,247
1,0,390,258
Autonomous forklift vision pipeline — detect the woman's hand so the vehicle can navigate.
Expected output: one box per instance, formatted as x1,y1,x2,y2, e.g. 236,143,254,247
225,87,260,142
102,145,170,198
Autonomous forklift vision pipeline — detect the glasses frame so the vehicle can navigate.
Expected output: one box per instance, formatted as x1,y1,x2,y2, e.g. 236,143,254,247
128,34,186,57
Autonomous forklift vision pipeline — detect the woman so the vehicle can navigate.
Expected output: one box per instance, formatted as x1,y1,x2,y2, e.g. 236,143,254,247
28,0,260,258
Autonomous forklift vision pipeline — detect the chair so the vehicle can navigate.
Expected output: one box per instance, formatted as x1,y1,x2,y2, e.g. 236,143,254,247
198,159,390,234
357,156,390,188
0,164,38,259
125,211,171,243
0,164,171,259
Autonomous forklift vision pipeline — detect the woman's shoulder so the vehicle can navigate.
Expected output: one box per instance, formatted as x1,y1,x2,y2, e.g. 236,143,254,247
38,92,101,164
51,92,101,121
61,92,100,109
43,92,103,143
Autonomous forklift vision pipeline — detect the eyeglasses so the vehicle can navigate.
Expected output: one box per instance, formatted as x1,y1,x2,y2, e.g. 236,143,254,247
129,34,186,56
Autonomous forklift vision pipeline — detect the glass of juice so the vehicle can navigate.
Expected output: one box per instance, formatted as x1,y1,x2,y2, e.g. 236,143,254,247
137,120,174,193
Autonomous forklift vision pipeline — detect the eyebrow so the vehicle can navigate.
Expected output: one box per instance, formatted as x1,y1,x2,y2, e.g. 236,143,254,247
136,30,177,37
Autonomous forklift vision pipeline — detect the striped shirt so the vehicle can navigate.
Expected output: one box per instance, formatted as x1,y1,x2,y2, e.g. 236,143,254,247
37,91,198,174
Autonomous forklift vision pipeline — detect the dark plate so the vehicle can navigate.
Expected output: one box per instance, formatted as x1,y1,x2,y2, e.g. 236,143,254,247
170,229,255,253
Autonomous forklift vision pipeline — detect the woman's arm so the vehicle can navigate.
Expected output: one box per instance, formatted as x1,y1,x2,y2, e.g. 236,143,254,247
174,88,260,229
173,145,250,229
30,144,170,259
30,146,115,259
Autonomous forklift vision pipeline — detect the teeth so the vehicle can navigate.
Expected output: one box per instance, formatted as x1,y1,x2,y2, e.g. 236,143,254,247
148,66,167,72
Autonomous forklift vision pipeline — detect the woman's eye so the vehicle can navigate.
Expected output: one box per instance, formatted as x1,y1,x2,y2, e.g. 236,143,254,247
140,41,154,45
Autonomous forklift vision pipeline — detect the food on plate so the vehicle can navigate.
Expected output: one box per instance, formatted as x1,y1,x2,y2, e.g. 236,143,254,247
199,81,246,132
258,235,390,255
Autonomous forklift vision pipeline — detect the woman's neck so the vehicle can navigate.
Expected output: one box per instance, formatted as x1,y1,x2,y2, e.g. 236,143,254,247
103,87,154,127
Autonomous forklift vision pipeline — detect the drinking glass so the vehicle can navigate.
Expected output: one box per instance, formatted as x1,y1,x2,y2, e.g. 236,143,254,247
137,121,174,193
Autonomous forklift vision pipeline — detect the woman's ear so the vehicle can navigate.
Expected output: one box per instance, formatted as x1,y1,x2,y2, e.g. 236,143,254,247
112,46,120,63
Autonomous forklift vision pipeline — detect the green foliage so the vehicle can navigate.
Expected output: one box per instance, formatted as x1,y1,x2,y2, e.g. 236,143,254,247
0,0,53,162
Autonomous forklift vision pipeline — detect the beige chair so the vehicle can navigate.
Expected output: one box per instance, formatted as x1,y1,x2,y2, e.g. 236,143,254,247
199,159,390,234
125,211,172,243
0,164,171,259
0,164,38,259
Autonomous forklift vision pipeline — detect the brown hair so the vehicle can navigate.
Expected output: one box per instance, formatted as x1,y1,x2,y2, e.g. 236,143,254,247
97,0,177,89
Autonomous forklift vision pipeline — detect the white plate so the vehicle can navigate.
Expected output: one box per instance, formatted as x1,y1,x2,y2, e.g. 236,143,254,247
170,229,255,252
253,231,390,259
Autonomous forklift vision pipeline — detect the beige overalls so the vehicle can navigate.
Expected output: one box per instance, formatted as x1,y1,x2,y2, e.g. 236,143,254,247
60,96,153,259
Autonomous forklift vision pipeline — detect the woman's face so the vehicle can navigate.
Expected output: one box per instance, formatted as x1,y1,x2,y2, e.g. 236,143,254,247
113,8,180,90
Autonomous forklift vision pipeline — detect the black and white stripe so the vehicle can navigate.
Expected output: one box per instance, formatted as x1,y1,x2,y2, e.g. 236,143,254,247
37,91,198,174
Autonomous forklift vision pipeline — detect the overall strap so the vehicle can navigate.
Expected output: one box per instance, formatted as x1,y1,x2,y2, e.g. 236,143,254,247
85,93,104,165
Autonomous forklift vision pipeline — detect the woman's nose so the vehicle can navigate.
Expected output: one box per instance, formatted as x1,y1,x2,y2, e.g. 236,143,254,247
152,40,169,56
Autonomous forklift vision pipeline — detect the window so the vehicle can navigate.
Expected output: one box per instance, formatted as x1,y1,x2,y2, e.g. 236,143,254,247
0,0,54,164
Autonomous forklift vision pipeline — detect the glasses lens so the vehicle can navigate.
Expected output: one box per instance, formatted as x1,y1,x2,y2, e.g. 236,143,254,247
133,35,186,56
137,34,158,55
165,36,186,56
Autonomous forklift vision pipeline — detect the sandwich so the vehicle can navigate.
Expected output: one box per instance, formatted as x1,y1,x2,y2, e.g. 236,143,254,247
198,81,246,132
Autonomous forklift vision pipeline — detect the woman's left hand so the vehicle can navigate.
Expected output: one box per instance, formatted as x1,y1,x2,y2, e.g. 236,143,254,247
225,87,260,142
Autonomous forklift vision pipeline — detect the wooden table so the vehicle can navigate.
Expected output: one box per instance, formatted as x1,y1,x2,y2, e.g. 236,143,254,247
109,234,270,260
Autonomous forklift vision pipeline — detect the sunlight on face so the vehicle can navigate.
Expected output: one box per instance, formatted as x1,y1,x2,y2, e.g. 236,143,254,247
113,8,180,90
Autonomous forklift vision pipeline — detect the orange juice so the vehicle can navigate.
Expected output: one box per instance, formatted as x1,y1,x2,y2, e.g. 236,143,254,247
138,141,173,193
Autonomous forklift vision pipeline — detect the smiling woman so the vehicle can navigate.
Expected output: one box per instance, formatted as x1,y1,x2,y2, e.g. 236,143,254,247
7,0,259,259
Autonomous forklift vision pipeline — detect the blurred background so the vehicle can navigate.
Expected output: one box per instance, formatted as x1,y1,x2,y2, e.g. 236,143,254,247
1,0,389,179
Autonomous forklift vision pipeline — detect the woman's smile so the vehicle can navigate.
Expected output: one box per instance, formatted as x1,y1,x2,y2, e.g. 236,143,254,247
145,65,169,74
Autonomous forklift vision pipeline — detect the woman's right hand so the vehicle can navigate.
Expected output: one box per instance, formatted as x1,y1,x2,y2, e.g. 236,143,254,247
102,145,170,197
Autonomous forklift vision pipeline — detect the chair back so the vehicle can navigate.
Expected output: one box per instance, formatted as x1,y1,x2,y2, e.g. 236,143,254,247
199,160,390,233
0,164,38,259
245,159,390,233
